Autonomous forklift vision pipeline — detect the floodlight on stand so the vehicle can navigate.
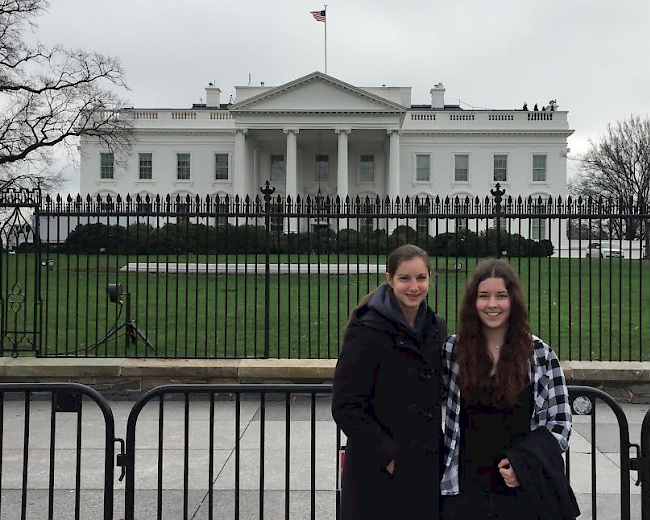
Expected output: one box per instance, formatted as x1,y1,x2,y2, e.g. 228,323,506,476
83,283,155,353
106,283,124,303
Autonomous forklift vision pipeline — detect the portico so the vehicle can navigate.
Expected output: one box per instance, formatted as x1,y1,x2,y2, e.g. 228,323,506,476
228,72,407,204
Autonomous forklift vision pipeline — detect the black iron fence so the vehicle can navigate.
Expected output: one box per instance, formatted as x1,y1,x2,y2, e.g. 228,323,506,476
1,186,649,359
0,382,648,519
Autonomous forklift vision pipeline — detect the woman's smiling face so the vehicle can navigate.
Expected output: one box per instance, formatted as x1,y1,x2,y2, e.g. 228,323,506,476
386,257,430,321
476,276,511,334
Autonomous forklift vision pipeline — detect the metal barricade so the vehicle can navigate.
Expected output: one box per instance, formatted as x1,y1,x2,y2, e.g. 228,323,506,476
1,382,648,519
567,385,639,520
120,384,335,520
0,382,121,520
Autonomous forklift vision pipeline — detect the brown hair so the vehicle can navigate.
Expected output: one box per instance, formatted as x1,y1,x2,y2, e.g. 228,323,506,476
345,244,432,330
456,258,533,407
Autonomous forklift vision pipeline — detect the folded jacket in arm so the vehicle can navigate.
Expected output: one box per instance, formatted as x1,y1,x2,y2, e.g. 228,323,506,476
504,427,580,520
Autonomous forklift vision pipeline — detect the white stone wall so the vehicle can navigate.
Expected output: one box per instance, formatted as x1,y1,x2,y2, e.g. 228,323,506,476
81,132,237,198
82,131,567,200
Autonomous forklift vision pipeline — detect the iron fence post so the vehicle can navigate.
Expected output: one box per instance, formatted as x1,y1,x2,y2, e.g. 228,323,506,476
491,183,506,258
33,187,42,356
261,182,275,359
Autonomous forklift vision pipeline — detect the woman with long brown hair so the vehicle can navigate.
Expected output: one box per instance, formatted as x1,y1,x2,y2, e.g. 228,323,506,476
332,244,447,520
440,258,578,519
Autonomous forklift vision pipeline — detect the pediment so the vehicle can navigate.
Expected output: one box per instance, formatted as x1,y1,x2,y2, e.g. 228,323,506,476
229,72,406,114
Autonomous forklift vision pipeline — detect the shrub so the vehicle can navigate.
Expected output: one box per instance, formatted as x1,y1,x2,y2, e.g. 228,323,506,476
61,221,554,257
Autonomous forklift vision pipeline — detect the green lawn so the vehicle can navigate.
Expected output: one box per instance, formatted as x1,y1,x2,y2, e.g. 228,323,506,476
1,253,649,360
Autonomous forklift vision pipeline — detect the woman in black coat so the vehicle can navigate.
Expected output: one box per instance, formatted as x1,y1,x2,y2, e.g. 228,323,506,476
332,244,447,520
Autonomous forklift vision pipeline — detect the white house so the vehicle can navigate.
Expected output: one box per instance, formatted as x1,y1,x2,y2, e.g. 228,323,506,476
79,71,573,239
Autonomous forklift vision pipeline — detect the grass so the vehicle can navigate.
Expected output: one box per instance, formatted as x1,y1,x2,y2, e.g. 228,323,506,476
1,253,649,360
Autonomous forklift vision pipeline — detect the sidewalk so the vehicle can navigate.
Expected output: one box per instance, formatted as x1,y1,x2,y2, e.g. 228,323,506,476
0,393,646,520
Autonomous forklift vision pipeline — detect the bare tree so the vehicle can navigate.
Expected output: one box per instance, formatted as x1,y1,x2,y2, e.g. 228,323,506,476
570,115,650,248
0,0,132,191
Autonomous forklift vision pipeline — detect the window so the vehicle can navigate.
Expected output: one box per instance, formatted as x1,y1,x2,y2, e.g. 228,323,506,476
136,194,153,212
270,202,284,233
454,154,469,182
177,153,191,180
139,153,152,180
358,197,375,234
532,218,546,240
216,200,228,227
270,154,285,182
415,155,430,182
359,217,374,234
493,154,507,182
453,195,470,232
492,217,507,230
416,204,429,234
136,202,152,212
215,154,229,180
100,153,114,179
359,155,375,183
311,219,330,233
176,197,191,222
315,154,329,182
533,154,547,182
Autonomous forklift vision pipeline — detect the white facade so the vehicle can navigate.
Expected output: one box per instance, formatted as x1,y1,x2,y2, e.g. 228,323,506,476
80,72,573,238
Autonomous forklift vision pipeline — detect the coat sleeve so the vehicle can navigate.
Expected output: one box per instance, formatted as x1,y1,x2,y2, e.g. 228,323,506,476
332,324,399,468
440,335,454,403
541,343,572,452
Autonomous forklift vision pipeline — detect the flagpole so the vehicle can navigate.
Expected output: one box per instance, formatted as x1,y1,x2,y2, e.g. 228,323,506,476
324,5,328,74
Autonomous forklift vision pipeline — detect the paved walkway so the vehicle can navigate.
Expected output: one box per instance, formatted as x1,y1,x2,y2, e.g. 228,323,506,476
0,394,647,519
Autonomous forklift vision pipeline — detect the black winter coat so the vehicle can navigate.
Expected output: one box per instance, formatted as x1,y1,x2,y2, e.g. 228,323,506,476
504,427,580,520
332,285,447,520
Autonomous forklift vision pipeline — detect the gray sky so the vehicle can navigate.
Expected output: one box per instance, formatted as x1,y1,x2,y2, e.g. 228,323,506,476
31,0,650,191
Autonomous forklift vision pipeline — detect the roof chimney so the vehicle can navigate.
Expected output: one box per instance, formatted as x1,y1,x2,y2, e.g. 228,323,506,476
430,82,445,109
205,83,221,107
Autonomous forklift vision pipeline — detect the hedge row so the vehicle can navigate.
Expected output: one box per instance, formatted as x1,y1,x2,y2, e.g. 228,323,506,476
61,222,554,257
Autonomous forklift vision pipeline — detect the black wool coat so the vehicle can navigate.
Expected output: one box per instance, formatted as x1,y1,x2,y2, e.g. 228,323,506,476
332,289,447,520
504,427,580,520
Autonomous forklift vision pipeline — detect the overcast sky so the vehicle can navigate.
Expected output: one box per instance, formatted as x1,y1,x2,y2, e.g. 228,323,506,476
30,0,650,192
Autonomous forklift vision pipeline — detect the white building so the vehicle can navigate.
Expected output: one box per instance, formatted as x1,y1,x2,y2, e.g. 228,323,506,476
80,71,573,239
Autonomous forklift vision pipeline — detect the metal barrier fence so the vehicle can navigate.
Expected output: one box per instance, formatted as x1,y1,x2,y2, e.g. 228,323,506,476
0,383,118,520
122,384,337,520
0,382,648,519
566,386,639,520
1,186,649,359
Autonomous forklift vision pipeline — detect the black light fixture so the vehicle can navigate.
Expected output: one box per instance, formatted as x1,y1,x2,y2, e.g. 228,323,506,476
106,283,124,303
84,283,155,353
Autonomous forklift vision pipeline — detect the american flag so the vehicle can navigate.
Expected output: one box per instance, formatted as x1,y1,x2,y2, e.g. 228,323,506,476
310,10,326,22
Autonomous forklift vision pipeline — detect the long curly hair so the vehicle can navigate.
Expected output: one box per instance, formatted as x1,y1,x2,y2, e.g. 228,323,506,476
456,258,533,407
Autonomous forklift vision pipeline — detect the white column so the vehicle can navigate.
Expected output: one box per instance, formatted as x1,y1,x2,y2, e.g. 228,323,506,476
244,137,255,201
388,130,401,200
284,128,299,232
253,146,261,201
284,128,299,201
233,128,248,198
335,129,350,201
